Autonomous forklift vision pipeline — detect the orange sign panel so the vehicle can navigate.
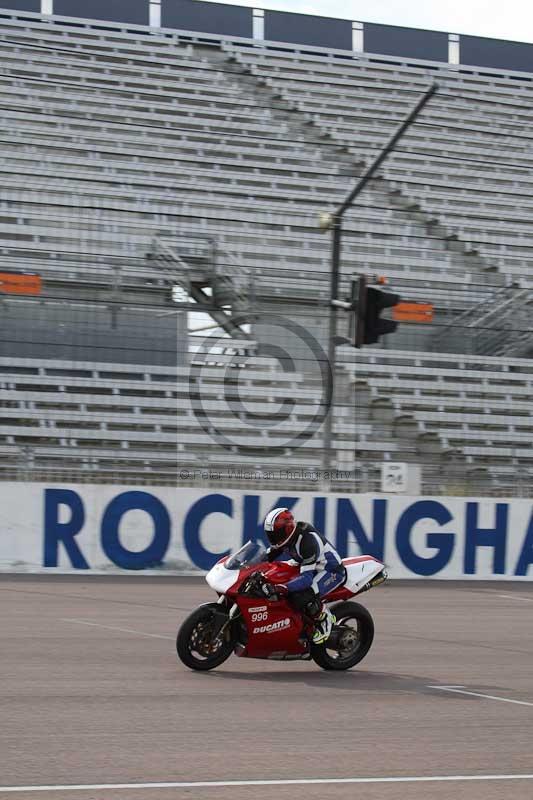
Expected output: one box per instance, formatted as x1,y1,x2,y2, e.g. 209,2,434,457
393,302,434,323
0,273,42,295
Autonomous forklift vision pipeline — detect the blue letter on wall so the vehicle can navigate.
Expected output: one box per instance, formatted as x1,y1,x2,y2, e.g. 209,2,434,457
464,502,507,575
312,496,327,534
335,498,386,560
184,493,233,570
101,491,170,570
396,500,454,576
515,510,533,576
43,488,88,569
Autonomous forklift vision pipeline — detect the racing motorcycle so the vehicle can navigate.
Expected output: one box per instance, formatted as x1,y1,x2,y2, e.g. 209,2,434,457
177,541,387,671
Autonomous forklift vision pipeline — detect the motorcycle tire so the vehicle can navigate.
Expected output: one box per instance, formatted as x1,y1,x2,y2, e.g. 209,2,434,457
311,601,375,671
177,603,235,671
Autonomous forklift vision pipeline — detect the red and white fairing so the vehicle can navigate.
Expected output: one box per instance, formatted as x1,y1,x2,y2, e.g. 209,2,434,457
340,556,387,598
206,552,384,601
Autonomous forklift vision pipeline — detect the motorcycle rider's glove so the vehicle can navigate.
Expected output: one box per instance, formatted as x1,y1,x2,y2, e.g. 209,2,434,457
261,581,287,599
261,581,275,598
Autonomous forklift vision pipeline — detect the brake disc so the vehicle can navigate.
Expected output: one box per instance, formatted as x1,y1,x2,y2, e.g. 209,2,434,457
338,627,359,656
191,622,221,656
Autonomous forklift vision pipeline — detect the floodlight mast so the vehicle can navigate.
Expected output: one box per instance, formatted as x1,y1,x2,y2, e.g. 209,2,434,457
321,83,439,483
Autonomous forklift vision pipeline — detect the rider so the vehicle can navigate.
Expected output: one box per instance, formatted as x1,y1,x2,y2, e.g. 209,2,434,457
263,507,346,644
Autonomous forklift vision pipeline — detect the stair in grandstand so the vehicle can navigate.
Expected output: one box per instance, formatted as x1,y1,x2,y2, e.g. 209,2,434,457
432,285,533,356
215,43,501,280
343,368,487,494
198,42,511,353
338,346,533,495
148,234,251,339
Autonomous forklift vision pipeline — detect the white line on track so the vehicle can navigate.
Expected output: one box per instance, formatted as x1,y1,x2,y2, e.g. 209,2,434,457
61,618,173,640
2,775,533,792
499,593,533,603
429,685,533,707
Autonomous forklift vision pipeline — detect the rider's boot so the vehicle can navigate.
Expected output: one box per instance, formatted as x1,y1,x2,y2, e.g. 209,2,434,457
312,605,336,644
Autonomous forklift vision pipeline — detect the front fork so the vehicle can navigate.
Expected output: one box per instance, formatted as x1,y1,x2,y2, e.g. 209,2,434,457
211,597,241,641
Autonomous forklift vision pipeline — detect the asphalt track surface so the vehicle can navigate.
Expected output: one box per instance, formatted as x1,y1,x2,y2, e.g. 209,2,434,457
1,576,533,800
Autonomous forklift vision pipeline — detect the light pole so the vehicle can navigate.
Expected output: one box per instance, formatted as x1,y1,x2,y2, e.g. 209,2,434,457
321,83,439,482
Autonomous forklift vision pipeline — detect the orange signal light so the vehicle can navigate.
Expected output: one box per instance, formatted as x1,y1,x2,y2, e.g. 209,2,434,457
393,302,434,323
0,272,42,295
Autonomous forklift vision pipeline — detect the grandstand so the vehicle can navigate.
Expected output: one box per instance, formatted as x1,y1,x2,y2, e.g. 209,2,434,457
0,6,532,495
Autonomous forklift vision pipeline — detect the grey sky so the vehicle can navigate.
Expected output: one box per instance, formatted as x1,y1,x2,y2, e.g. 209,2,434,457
204,0,533,45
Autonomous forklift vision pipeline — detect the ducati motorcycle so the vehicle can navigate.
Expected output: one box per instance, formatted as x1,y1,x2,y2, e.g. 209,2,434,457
177,541,387,671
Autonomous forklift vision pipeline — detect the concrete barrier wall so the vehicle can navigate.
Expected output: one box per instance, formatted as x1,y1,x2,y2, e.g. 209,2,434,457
1,483,533,580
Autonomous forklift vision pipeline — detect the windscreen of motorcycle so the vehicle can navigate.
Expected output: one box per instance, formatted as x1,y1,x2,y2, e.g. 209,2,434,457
225,540,267,569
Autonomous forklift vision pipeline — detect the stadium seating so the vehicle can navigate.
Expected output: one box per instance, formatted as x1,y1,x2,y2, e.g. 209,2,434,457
0,10,502,301
0,355,363,487
0,9,531,493
223,41,533,287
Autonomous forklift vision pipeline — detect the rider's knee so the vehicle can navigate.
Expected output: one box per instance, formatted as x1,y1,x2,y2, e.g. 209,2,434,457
289,588,321,618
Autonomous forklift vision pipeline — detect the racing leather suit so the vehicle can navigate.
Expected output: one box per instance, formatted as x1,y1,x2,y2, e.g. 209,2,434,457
267,521,346,617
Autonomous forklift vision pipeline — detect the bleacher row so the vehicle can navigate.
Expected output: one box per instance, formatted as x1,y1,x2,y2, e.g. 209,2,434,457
1,350,532,494
0,12,507,302
223,41,533,285
0,10,532,493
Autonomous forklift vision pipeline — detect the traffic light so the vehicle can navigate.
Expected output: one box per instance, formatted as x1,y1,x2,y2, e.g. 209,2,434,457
363,286,401,345
351,277,401,347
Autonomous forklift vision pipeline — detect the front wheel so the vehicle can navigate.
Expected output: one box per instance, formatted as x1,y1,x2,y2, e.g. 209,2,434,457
311,601,375,671
177,604,235,671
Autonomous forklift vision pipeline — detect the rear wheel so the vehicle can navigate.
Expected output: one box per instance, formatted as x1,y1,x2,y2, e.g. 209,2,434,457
311,601,374,671
177,604,235,671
